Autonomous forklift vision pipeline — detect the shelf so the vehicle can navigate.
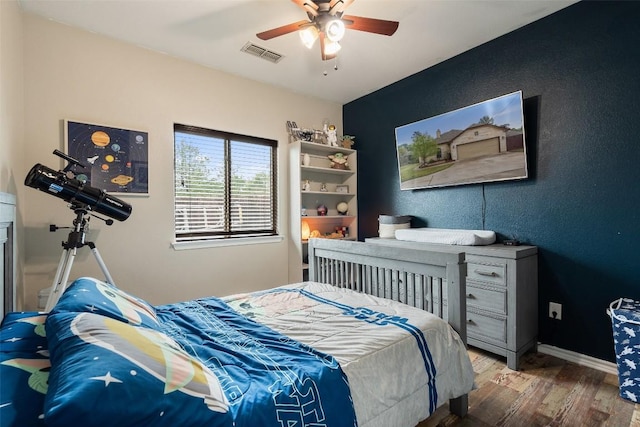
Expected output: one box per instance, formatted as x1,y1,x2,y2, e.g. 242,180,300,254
301,215,355,220
302,190,355,196
299,140,355,156
302,237,356,245
290,138,357,283
301,165,354,175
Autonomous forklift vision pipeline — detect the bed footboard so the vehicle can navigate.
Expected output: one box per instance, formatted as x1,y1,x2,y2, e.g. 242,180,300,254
307,238,469,418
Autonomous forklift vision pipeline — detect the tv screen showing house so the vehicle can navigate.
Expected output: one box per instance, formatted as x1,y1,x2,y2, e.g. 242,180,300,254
395,91,528,190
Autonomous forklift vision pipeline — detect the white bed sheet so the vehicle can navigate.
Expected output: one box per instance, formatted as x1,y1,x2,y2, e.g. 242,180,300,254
395,227,496,246
223,282,475,427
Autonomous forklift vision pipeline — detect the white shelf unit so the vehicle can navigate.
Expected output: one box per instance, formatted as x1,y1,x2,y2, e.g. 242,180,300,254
289,140,358,282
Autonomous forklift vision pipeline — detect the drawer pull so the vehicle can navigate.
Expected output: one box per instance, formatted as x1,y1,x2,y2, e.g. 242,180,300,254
467,293,474,298
474,269,498,277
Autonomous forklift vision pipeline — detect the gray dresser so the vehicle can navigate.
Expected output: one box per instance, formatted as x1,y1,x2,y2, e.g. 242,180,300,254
365,238,538,370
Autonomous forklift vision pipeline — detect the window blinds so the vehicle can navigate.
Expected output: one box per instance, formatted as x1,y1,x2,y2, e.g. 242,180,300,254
174,124,277,240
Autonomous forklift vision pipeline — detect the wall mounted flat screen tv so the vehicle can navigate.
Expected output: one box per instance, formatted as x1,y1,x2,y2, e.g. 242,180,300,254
395,91,528,190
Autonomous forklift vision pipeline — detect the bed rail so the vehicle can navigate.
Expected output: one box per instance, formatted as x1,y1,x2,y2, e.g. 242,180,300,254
1,192,16,321
308,238,469,418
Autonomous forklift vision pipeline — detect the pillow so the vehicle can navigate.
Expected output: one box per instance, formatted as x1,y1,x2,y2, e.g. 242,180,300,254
50,277,159,329
0,312,48,353
1,313,50,427
44,312,229,427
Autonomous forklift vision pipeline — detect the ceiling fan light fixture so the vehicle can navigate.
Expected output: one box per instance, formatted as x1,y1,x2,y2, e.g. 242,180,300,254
324,40,341,56
325,19,345,42
299,26,319,49
257,0,399,62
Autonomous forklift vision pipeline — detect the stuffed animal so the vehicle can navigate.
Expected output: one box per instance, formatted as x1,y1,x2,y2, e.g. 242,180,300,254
341,135,355,149
328,152,349,169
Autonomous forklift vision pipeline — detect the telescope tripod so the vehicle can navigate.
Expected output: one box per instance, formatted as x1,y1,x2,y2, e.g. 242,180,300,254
44,206,116,312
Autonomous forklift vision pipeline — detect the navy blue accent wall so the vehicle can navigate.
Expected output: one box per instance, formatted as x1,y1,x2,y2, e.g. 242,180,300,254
343,1,640,362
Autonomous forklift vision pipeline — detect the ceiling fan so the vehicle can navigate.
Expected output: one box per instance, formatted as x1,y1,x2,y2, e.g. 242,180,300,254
256,0,399,61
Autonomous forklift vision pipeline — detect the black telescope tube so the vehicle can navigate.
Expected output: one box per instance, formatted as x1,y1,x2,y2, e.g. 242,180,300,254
24,163,132,222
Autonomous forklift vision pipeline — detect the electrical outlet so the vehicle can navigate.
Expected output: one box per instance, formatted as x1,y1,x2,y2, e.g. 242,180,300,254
549,302,562,320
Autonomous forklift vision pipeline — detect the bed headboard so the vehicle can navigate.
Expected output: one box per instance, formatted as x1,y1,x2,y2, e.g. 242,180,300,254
307,238,467,343
0,192,17,320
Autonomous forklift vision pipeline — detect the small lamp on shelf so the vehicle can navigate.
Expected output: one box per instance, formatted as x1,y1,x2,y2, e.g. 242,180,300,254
301,220,311,240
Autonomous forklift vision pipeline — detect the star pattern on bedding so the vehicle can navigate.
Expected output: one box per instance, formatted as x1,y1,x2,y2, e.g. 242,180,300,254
611,298,640,402
0,313,51,417
90,371,123,387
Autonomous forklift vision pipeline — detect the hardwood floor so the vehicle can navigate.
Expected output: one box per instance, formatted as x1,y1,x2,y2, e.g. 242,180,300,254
419,347,640,427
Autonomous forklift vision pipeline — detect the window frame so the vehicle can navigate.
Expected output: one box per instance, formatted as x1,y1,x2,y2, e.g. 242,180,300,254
173,123,278,244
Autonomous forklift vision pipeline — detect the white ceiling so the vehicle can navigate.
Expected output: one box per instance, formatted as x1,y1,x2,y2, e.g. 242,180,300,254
18,0,577,104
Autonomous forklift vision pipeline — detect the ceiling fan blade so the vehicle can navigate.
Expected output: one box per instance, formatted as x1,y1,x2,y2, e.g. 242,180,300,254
319,33,337,61
292,0,319,17
329,0,355,15
256,20,310,40
342,15,399,36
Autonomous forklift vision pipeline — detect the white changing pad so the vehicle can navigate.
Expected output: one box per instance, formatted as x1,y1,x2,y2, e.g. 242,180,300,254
395,227,496,246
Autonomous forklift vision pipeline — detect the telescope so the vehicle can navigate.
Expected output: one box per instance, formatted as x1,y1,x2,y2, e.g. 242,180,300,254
25,150,132,311
24,150,132,222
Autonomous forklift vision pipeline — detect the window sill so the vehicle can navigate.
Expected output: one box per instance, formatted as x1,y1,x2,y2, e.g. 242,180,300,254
171,235,283,251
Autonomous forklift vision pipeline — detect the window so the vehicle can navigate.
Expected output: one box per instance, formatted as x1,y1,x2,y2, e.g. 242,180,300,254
174,124,277,242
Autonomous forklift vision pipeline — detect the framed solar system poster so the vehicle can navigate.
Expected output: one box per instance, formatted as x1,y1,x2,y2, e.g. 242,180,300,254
65,120,149,195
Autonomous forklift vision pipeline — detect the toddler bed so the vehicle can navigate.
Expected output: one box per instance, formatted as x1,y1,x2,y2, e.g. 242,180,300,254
0,239,474,427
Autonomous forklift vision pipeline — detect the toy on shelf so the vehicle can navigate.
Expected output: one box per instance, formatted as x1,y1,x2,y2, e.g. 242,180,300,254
325,123,339,147
287,120,314,142
328,152,349,170
341,135,355,149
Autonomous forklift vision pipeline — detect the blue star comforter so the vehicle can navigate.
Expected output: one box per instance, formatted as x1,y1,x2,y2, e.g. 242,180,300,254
1,278,474,427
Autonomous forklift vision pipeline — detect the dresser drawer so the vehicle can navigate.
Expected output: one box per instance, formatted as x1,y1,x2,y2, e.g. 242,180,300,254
467,260,506,286
466,281,506,314
467,309,507,345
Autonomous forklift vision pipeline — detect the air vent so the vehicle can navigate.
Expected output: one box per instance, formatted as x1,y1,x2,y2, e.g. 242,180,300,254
241,42,284,64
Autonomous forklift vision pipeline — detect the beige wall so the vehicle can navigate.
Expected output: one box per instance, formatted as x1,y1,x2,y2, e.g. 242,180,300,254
20,13,342,309
0,0,24,194
0,0,25,309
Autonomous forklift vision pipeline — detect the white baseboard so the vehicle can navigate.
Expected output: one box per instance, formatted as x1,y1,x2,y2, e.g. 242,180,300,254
537,343,618,376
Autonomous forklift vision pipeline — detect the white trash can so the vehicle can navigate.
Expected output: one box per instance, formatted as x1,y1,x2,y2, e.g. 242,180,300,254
37,287,51,311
